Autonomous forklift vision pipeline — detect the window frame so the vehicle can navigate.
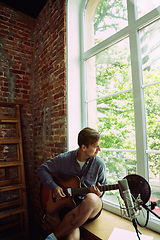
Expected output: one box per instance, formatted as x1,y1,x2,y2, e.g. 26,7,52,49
67,0,160,233
80,0,160,233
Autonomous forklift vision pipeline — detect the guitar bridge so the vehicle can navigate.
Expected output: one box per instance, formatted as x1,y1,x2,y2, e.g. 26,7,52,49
67,187,72,197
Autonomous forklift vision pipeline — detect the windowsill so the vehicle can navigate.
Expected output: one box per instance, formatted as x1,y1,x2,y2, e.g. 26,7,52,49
81,209,160,240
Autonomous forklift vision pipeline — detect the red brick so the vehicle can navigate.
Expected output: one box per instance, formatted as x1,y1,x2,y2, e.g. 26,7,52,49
0,0,67,232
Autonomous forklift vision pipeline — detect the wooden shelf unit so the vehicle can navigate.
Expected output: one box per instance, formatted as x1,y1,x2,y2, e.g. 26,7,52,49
0,101,29,240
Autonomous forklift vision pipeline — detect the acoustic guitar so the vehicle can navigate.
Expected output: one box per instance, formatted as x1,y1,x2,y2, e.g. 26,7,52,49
40,175,119,215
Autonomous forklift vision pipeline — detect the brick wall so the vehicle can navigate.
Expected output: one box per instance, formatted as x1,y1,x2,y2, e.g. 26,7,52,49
33,0,67,232
0,0,67,234
0,2,36,229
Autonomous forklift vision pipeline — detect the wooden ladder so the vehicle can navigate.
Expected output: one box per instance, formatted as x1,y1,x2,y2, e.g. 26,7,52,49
0,101,29,240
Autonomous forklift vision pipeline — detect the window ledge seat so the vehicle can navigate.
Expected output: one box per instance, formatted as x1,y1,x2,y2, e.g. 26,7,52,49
81,209,160,240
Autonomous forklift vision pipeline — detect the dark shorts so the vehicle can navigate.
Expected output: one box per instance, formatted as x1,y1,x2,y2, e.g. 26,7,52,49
59,196,103,222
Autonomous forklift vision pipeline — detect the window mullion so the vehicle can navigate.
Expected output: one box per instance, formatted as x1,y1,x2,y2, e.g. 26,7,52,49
128,0,148,179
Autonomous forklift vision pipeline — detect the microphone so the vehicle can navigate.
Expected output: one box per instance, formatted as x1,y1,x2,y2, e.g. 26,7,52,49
118,178,136,221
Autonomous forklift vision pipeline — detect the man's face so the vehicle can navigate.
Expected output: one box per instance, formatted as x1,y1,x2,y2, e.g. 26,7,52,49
84,139,101,158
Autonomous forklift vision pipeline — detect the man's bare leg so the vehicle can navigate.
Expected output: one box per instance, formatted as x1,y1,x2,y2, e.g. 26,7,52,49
54,193,102,239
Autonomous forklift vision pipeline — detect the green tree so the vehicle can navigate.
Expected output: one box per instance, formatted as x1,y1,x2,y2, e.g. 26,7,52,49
94,0,127,35
93,0,160,183
143,69,160,176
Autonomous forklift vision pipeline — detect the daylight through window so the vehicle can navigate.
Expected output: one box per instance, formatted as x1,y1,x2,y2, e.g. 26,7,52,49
82,0,160,231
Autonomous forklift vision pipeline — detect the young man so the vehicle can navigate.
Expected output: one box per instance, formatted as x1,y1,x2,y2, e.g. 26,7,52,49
37,127,107,240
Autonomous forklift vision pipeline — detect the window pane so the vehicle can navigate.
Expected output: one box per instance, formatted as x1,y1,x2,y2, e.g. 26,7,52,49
144,84,160,217
139,20,160,85
87,93,136,149
137,0,160,19
97,93,136,148
144,85,160,152
86,38,132,102
140,20,160,218
85,0,128,50
101,150,137,204
149,153,160,217
94,0,128,45
86,38,136,206
86,38,135,148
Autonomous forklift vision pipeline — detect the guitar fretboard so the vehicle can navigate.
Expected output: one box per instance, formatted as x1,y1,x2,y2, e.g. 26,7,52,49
72,183,119,196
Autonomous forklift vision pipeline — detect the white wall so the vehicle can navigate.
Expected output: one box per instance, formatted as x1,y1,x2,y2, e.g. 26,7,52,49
66,0,85,150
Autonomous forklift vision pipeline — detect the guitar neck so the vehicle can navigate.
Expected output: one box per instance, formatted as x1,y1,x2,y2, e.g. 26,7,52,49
99,184,119,192
72,183,119,196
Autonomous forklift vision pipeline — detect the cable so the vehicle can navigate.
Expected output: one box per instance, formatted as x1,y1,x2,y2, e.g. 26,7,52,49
136,208,149,228
132,219,142,240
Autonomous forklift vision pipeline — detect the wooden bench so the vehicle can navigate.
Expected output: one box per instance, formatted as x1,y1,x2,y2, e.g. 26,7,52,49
81,210,160,240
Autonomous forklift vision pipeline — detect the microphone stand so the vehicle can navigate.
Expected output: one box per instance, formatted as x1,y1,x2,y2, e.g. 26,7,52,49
141,202,160,220
119,195,160,240
131,201,160,240
133,201,160,240
118,174,160,240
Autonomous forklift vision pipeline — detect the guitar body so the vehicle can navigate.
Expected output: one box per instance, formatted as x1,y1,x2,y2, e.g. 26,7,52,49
40,173,151,217
40,175,81,215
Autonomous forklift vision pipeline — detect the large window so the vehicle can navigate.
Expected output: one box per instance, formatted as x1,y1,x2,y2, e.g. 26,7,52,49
82,0,160,232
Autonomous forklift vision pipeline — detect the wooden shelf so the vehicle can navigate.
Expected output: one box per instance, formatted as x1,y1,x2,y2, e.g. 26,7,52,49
0,138,19,144
0,101,23,108
0,219,21,231
0,184,23,192
0,102,29,239
0,199,21,210
0,116,18,123
0,161,21,167
0,206,25,219
0,158,19,162
0,179,19,187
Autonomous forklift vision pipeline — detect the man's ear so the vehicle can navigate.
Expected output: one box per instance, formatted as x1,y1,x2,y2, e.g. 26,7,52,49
81,144,87,152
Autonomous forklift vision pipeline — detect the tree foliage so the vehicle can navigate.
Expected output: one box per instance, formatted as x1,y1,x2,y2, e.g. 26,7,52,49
93,1,160,182
94,0,127,35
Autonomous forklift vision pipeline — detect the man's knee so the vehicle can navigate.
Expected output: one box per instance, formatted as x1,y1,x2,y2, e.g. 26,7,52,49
82,193,102,220
84,193,102,207
81,193,102,214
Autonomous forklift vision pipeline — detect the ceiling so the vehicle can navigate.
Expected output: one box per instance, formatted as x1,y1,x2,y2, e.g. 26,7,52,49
0,0,48,19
